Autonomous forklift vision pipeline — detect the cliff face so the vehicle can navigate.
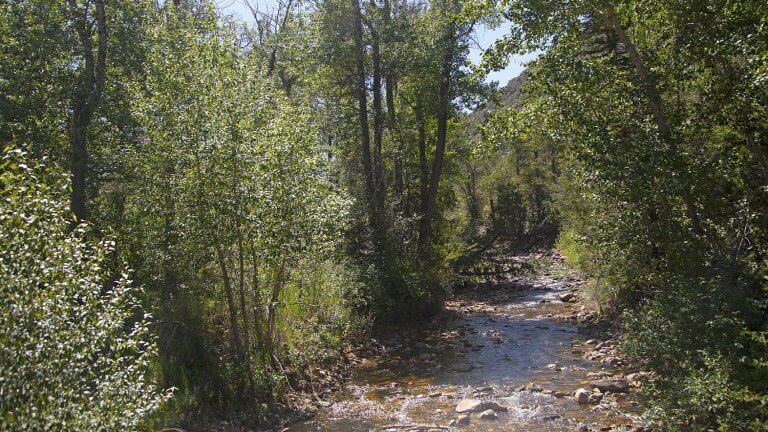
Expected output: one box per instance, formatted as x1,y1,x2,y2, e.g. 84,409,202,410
468,70,527,128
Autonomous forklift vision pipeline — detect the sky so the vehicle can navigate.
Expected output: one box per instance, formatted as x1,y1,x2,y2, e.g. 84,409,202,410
215,0,536,87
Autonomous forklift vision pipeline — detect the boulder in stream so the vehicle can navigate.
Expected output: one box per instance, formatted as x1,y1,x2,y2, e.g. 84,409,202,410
455,399,484,413
452,362,474,372
483,401,509,412
588,392,603,404
590,379,629,393
558,292,577,302
574,388,590,404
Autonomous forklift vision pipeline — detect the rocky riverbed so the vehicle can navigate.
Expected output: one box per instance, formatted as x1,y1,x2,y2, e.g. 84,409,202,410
290,254,650,432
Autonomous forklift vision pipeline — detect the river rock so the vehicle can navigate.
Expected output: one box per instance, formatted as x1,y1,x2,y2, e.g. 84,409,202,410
545,361,563,370
457,414,470,425
559,292,577,302
590,379,629,393
588,392,603,404
455,399,484,413
479,409,498,420
574,388,590,404
483,401,508,412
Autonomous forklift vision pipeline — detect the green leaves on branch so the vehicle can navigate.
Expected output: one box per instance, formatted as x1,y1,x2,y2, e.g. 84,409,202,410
0,148,169,431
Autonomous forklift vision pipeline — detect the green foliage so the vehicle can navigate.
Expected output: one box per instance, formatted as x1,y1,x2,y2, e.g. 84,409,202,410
490,181,527,241
473,0,768,428
0,148,169,431
115,4,352,410
636,344,768,432
621,275,768,431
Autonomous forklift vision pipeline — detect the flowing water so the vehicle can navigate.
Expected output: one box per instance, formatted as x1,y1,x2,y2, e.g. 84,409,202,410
291,271,642,432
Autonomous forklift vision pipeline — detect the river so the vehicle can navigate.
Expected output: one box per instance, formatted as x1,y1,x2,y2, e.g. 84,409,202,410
291,260,643,432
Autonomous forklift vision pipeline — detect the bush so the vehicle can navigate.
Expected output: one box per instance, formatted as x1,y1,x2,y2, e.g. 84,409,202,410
0,149,169,431
623,274,768,431
641,353,768,432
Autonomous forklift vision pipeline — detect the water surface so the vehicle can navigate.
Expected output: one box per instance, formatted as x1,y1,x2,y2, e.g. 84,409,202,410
292,274,640,431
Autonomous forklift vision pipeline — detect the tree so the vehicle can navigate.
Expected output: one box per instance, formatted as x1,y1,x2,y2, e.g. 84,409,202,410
66,0,108,221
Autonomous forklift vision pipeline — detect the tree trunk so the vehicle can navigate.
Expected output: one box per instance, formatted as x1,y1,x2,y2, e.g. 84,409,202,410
236,224,249,360
419,28,454,250
264,258,287,359
350,0,375,202
369,4,386,219
601,4,670,142
216,244,244,363
386,75,404,198
416,100,428,209
382,0,403,198
249,246,266,354
67,0,107,222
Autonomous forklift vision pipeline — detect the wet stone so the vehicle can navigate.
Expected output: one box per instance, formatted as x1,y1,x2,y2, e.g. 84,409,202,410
590,379,630,393
471,386,493,394
482,401,508,412
588,392,604,404
479,409,498,420
574,388,590,404
455,399,484,413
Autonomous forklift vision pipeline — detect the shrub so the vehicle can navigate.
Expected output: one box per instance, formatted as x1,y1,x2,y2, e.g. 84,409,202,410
623,274,768,431
0,148,169,431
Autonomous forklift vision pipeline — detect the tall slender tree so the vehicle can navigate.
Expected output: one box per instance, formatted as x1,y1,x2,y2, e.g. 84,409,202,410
67,0,107,221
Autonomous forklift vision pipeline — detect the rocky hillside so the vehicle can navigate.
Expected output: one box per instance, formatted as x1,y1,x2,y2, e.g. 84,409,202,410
468,70,527,127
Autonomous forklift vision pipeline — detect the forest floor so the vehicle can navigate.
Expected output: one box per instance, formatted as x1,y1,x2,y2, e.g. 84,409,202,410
288,251,651,432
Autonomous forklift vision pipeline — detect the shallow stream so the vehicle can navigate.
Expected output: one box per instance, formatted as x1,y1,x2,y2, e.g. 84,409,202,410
292,273,641,431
